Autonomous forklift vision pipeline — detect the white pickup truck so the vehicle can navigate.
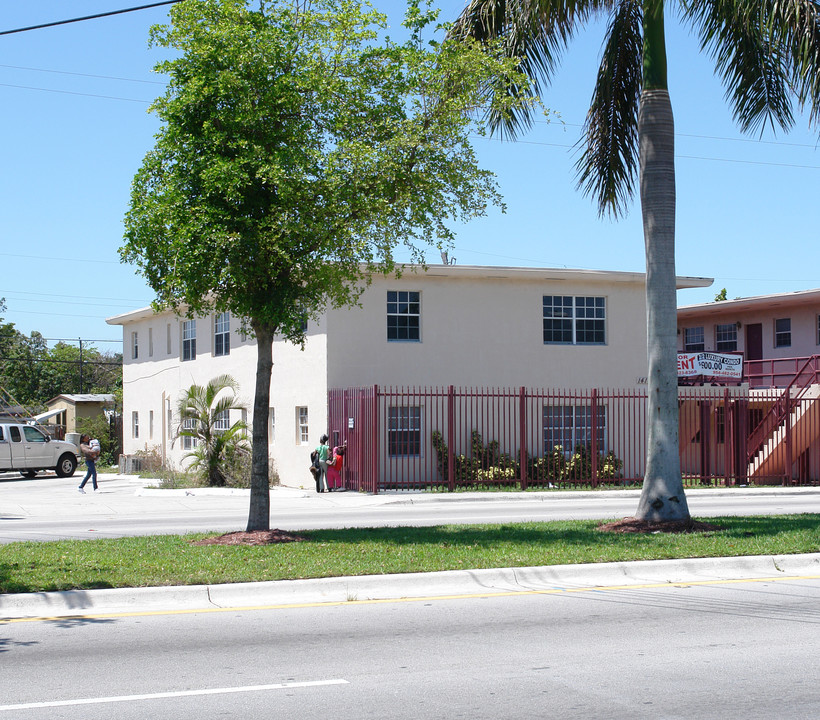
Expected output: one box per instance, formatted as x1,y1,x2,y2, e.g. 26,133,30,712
0,423,79,478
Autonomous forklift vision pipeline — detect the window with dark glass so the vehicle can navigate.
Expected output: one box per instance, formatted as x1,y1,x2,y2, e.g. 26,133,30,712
388,406,422,456
775,318,791,348
684,326,705,352
543,296,605,345
214,312,230,357
715,323,737,352
387,291,420,341
182,319,197,361
543,404,606,454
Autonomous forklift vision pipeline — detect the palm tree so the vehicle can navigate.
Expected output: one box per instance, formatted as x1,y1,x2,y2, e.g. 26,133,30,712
450,1,820,523
176,374,250,487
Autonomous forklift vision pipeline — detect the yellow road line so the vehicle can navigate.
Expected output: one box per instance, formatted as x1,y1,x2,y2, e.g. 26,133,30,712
4,573,820,625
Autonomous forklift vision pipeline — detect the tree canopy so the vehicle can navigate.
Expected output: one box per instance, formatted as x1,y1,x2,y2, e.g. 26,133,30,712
121,0,532,529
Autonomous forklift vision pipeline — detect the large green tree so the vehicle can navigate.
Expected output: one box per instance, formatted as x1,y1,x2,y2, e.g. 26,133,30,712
450,0,820,522
122,0,530,530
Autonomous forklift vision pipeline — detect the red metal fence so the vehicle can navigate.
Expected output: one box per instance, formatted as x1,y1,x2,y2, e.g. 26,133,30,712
329,385,820,493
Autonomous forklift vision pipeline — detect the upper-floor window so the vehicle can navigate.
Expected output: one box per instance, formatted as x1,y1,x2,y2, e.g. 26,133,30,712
131,331,139,360
543,296,606,345
715,323,737,352
148,327,154,357
214,312,230,356
387,291,420,341
166,323,172,355
182,319,197,361
817,316,820,345
684,326,705,352
775,318,791,348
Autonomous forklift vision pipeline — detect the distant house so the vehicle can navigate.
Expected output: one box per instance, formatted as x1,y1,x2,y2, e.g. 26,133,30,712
44,394,116,435
107,264,711,486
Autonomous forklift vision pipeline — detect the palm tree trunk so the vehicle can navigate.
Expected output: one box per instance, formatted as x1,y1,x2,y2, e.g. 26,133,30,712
246,319,274,531
635,87,690,523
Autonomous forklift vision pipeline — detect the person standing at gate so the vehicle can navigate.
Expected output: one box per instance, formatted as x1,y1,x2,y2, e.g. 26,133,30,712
315,434,330,492
326,444,346,491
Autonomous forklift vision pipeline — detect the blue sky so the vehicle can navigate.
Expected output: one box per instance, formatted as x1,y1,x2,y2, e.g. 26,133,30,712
1,1,818,355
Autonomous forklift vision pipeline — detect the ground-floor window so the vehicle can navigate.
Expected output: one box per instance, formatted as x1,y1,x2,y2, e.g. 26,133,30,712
132,411,139,439
388,406,422,457
182,417,198,450
543,404,606,454
297,407,309,445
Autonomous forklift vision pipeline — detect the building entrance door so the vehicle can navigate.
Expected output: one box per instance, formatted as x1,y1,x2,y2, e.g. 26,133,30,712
745,323,763,361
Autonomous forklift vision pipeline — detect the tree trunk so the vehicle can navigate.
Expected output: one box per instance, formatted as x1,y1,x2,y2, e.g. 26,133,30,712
635,88,690,523
246,320,274,531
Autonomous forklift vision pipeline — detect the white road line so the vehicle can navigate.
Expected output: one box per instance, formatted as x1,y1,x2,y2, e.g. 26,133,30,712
0,679,349,712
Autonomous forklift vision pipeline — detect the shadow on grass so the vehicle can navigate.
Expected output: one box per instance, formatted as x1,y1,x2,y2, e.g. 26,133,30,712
299,514,820,548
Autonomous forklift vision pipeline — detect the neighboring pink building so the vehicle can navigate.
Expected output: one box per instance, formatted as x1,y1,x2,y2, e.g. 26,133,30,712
676,289,820,485
677,288,820,375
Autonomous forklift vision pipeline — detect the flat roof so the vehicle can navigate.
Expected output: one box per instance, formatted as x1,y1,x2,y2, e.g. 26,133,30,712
107,265,713,325
678,287,820,318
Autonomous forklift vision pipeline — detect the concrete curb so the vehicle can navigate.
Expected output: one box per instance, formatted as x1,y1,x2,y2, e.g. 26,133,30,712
3,553,820,621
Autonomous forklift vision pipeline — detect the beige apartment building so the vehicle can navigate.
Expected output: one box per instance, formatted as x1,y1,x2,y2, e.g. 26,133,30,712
107,264,711,486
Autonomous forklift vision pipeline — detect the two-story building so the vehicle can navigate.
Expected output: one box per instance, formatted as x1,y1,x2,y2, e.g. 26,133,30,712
677,289,820,485
107,264,712,487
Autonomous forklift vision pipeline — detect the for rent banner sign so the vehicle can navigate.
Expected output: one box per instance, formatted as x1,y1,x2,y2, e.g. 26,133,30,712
677,352,743,381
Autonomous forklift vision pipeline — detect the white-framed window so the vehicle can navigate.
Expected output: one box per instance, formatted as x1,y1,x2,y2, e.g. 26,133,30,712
387,290,420,341
149,410,154,440
543,296,606,345
715,323,737,352
297,407,309,444
182,417,198,450
167,401,173,440
182,319,196,361
269,407,275,443
388,406,422,457
215,409,230,433
131,331,139,360
148,327,154,357
775,318,791,348
132,411,139,439
543,404,606,454
684,326,705,352
214,312,230,357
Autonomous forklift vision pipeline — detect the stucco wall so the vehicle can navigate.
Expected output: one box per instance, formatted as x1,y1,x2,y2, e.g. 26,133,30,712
326,269,650,389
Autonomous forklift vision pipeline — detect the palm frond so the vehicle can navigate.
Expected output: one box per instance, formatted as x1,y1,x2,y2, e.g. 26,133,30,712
575,0,642,217
449,0,613,138
683,0,796,134
764,0,820,125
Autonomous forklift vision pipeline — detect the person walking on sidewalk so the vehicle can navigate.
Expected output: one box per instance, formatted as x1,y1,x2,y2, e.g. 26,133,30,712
78,434,99,493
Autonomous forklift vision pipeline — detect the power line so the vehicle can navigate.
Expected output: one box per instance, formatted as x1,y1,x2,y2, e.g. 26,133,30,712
0,1,184,36
0,82,151,104
0,63,165,85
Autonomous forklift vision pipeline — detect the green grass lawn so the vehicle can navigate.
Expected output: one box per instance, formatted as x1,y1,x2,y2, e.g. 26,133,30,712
1,515,819,594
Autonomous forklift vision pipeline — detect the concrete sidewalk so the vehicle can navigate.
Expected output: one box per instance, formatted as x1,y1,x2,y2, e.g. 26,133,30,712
3,552,820,621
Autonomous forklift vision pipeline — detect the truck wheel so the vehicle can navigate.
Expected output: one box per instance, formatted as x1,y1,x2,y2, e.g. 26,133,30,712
21,469,37,478
55,454,77,478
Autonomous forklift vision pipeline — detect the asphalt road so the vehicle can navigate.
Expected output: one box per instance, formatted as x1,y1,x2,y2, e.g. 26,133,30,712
3,573,820,719
3,473,820,544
